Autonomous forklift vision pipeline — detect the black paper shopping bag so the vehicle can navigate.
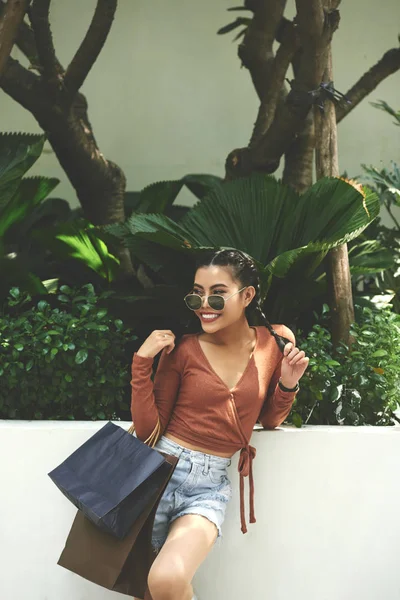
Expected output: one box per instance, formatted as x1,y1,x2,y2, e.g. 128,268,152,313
48,421,172,539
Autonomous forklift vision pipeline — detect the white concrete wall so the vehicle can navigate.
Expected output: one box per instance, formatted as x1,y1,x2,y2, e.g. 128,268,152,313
0,420,399,600
0,0,399,226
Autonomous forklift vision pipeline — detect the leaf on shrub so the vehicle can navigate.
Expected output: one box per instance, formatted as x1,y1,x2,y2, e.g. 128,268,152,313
291,413,303,428
59,285,72,294
371,349,388,357
26,360,34,371
335,401,343,418
9,288,20,299
331,384,343,402
372,367,385,374
75,349,88,364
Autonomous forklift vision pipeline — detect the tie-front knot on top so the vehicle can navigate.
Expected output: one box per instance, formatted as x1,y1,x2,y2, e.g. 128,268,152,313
238,444,257,534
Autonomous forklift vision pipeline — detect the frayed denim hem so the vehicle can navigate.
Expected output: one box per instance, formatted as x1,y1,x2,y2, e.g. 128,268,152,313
151,537,165,551
151,509,223,552
171,509,223,540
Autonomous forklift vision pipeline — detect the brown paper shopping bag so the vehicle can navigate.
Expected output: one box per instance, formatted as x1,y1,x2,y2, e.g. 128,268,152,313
58,454,178,599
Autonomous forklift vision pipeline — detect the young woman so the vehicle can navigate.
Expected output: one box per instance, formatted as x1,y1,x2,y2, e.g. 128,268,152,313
130,249,309,600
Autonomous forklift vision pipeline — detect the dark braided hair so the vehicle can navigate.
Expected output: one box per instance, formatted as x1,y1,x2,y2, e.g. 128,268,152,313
176,248,292,354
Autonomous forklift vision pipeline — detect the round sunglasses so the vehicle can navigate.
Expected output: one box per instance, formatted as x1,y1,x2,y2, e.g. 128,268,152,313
184,286,247,312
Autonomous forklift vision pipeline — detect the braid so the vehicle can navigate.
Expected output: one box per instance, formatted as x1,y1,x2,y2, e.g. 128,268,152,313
254,303,292,354
239,252,291,354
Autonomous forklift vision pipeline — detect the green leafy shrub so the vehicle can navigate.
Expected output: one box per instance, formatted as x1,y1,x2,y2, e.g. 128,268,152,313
0,284,135,420
291,304,400,426
352,100,400,313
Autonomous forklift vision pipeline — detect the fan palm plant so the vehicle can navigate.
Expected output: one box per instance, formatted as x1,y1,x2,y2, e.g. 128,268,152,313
105,174,380,324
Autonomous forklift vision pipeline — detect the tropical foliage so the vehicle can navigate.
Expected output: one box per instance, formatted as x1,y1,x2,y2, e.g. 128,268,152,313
292,304,400,426
0,132,121,299
105,174,380,323
353,101,400,313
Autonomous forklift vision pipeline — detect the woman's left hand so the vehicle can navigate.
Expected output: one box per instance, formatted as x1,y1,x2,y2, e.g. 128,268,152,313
280,342,309,388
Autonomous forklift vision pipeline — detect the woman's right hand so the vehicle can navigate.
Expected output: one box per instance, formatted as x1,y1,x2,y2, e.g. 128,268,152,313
136,330,176,359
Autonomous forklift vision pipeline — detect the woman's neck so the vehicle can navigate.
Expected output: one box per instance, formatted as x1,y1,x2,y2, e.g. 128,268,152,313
203,318,255,349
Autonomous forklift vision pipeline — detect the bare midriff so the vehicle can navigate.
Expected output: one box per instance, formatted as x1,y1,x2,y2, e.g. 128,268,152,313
164,432,233,458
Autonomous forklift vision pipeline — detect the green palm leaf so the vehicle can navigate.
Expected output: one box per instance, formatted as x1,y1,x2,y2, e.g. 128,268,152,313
106,212,201,251
348,240,395,275
185,175,379,277
0,133,45,210
124,174,224,216
33,221,120,282
108,175,379,287
0,176,59,238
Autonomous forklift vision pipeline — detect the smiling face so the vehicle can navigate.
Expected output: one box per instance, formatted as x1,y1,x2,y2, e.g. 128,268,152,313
191,265,255,332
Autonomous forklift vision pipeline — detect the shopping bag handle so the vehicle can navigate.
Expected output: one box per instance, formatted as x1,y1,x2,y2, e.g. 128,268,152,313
127,419,161,448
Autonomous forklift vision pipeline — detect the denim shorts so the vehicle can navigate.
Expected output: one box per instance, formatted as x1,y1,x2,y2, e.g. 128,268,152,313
151,436,233,550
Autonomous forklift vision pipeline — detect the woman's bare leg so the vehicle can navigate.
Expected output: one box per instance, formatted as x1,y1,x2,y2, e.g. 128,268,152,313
146,513,218,600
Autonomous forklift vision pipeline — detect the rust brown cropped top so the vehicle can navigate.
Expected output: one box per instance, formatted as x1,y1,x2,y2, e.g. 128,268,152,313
130,324,299,533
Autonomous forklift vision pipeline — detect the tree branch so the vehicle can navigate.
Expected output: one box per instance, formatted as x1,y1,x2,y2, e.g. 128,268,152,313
226,0,341,178
336,46,400,123
16,18,39,66
0,56,44,110
64,0,117,96
15,18,65,74
29,0,61,82
238,0,287,101
250,19,300,144
0,0,30,78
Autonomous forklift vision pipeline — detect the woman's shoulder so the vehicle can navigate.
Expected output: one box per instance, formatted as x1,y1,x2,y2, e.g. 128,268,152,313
256,323,296,343
170,332,197,359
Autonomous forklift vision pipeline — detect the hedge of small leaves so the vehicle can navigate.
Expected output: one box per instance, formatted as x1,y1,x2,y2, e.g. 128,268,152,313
291,304,400,426
0,284,135,420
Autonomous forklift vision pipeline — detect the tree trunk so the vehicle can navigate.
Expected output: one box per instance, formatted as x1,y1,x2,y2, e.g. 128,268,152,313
282,113,315,193
314,45,354,347
44,106,134,278
282,48,315,193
